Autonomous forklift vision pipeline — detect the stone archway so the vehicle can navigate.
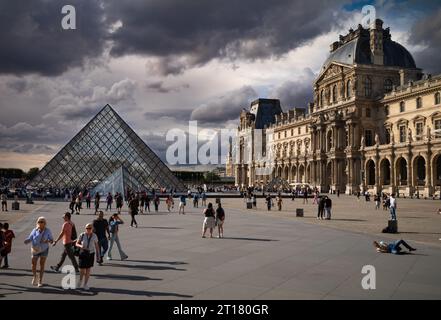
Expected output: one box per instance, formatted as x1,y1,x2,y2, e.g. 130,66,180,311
366,159,376,186
291,165,297,182
433,154,441,187
298,165,305,183
306,164,311,183
380,158,391,185
396,157,408,186
284,166,289,181
413,156,426,186
277,166,282,178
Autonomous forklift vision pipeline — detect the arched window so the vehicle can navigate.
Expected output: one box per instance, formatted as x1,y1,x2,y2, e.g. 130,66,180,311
384,79,393,92
364,77,372,97
400,101,405,113
332,85,337,103
346,80,352,98
416,97,422,109
435,92,440,105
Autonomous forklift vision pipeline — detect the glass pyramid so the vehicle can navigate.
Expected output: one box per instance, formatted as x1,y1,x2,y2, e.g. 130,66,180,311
29,104,185,191
91,166,146,201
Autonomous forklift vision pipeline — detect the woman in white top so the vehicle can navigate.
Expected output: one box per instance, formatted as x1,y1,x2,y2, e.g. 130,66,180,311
76,223,100,290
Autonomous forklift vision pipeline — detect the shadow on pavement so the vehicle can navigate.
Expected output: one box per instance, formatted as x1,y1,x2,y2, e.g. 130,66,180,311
222,237,278,242
0,283,97,296
105,263,186,271
90,286,193,298
136,226,182,230
123,259,187,265
93,274,161,281
398,231,441,235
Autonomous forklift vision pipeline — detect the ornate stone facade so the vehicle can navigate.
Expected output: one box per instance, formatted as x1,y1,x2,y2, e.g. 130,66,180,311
234,19,441,197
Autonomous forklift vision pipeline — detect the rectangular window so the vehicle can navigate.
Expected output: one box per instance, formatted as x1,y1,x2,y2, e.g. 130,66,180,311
306,126,309,133
435,120,441,138
291,129,294,136
385,129,391,144
399,126,406,143
278,132,281,139
416,122,423,141
365,130,373,146
400,102,405,113
385,105,389,116
298,127,301,134
366,108,371,118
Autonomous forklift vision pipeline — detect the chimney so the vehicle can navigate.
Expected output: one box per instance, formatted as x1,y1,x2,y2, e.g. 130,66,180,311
370,19,384,65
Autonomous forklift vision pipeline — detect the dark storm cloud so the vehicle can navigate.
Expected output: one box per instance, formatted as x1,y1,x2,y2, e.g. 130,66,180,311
0,0,107,76
106,0,348,75
144,108,192,121
190,86,258,125
0,143,55,155
269,68,315,108
145,81,190,93
408,7,441,74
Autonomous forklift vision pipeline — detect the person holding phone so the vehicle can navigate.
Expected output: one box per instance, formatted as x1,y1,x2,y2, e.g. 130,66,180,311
107,213,128,261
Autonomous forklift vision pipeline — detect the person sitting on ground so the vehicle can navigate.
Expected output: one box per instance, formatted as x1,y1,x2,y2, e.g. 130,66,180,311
373,240,416,254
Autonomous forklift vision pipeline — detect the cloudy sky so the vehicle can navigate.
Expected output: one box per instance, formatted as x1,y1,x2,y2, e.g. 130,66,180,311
0,0,440,170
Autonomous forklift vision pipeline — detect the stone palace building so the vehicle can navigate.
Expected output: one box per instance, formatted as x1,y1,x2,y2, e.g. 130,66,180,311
233,19,441,197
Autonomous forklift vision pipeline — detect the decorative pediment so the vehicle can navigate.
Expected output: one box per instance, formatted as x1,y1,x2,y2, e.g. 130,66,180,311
411,115,426,125
315,62,352,84
430,111,441,123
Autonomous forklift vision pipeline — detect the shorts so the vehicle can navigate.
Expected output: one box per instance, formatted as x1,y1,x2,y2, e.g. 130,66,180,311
216,218,224,226
79,252,95,269
203,217,215,229
32,248,49,258
179,202,185,208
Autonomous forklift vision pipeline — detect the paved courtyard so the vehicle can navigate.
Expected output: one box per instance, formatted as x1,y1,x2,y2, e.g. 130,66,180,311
1,195,441,299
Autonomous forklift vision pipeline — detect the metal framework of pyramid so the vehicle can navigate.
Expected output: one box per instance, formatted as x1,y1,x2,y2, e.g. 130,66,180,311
91,166,145,200
29,104,185,191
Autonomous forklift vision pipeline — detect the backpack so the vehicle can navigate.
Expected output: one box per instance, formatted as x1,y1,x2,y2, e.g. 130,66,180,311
71,223,77,241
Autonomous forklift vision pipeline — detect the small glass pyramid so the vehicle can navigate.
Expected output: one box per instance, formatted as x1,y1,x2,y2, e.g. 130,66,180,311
29,104,185,191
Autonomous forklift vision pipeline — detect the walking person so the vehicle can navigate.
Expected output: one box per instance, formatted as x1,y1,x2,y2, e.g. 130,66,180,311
303,189,308,204
374,193,381,210
144,194,151,213
75,195,82,214
215,203,225,238
1,193,7,211
94,192,101,214
265,195,272,211
389,193,397,220
76,223,100,290
166,195,174,212
1,223,15,268
116,192,123,214
69,197,75,215
201,192,207,207
93,211,110,265
154,194,160,212
139,193,145,214
179,194,186,214
128,196,139,228
324,196,332,220
317,196,325,220
50,212,80,273
85,192,91,209
202,203,216,238
276,194,283,211
337,189,340,197
107,213,128,261
106,193,113,211
0,223,5,267
312,191,319,205
193,193,199,208
24,217,54,287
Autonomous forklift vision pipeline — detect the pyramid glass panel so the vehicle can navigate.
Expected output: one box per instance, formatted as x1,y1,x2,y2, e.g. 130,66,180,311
29,104,185,191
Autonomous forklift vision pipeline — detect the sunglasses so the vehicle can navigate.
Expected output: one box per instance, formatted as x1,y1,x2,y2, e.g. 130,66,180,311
86,227,92,230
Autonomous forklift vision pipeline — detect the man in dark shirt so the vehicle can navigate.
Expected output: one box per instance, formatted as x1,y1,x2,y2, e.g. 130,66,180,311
317,196,325,220
93,211,110,265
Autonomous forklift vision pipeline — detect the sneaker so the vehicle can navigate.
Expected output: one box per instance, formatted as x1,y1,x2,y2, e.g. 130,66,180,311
50,265,60,273
32,277,38,286
1,265,9,269
37,283,44,287
106,256,112,260
83,285,89,291
409,248,417,252
121,255,128,261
